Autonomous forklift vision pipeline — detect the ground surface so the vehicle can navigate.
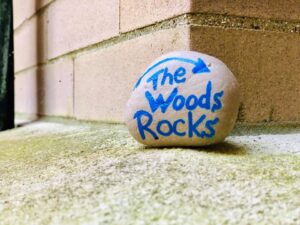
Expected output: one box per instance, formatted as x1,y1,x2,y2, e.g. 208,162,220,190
0,119,299,225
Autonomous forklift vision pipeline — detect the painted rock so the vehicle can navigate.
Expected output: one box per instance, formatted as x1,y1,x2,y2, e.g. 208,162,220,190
125,51,240,146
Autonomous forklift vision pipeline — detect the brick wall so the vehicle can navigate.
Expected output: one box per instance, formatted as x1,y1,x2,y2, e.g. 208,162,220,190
14,0,300,123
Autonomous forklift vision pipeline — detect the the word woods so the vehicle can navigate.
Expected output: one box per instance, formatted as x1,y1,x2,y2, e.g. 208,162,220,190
125,51,240,147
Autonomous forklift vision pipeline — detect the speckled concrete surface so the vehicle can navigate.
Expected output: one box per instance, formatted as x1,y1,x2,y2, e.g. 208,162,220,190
0,120,299,225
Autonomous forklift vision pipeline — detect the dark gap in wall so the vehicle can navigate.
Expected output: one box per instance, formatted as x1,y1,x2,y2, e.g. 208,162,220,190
0,0,14,131
35,0,45,118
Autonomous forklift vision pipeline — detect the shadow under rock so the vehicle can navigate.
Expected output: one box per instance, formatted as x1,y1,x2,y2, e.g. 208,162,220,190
196,141,247,155
143,141,247,156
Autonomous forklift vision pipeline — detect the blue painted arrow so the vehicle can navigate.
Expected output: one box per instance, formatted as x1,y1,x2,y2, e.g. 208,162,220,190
134,57,210,89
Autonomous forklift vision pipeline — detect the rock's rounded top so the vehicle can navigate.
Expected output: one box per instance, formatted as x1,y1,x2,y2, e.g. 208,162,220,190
125,51,240,146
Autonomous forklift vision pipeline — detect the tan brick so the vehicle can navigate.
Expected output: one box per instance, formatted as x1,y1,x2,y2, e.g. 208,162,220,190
191,26,300,123
47,0,119,59
120,0,191,32
14,12,47,72
192,0,300,22
13,0,53,28
15,58,74,117
74,27,190,122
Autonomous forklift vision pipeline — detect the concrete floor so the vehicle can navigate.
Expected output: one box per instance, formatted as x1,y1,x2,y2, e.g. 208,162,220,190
0,119,299,225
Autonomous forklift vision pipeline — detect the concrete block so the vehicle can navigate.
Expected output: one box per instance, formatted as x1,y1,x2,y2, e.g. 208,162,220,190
120,0,191,32
74,27,190,122
14,12,48,72
47,0,119,59
15,68,38,116
15,58,74,117
192,0,300,22
38,58,74,116
191,26,300,122
13,0,53,28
